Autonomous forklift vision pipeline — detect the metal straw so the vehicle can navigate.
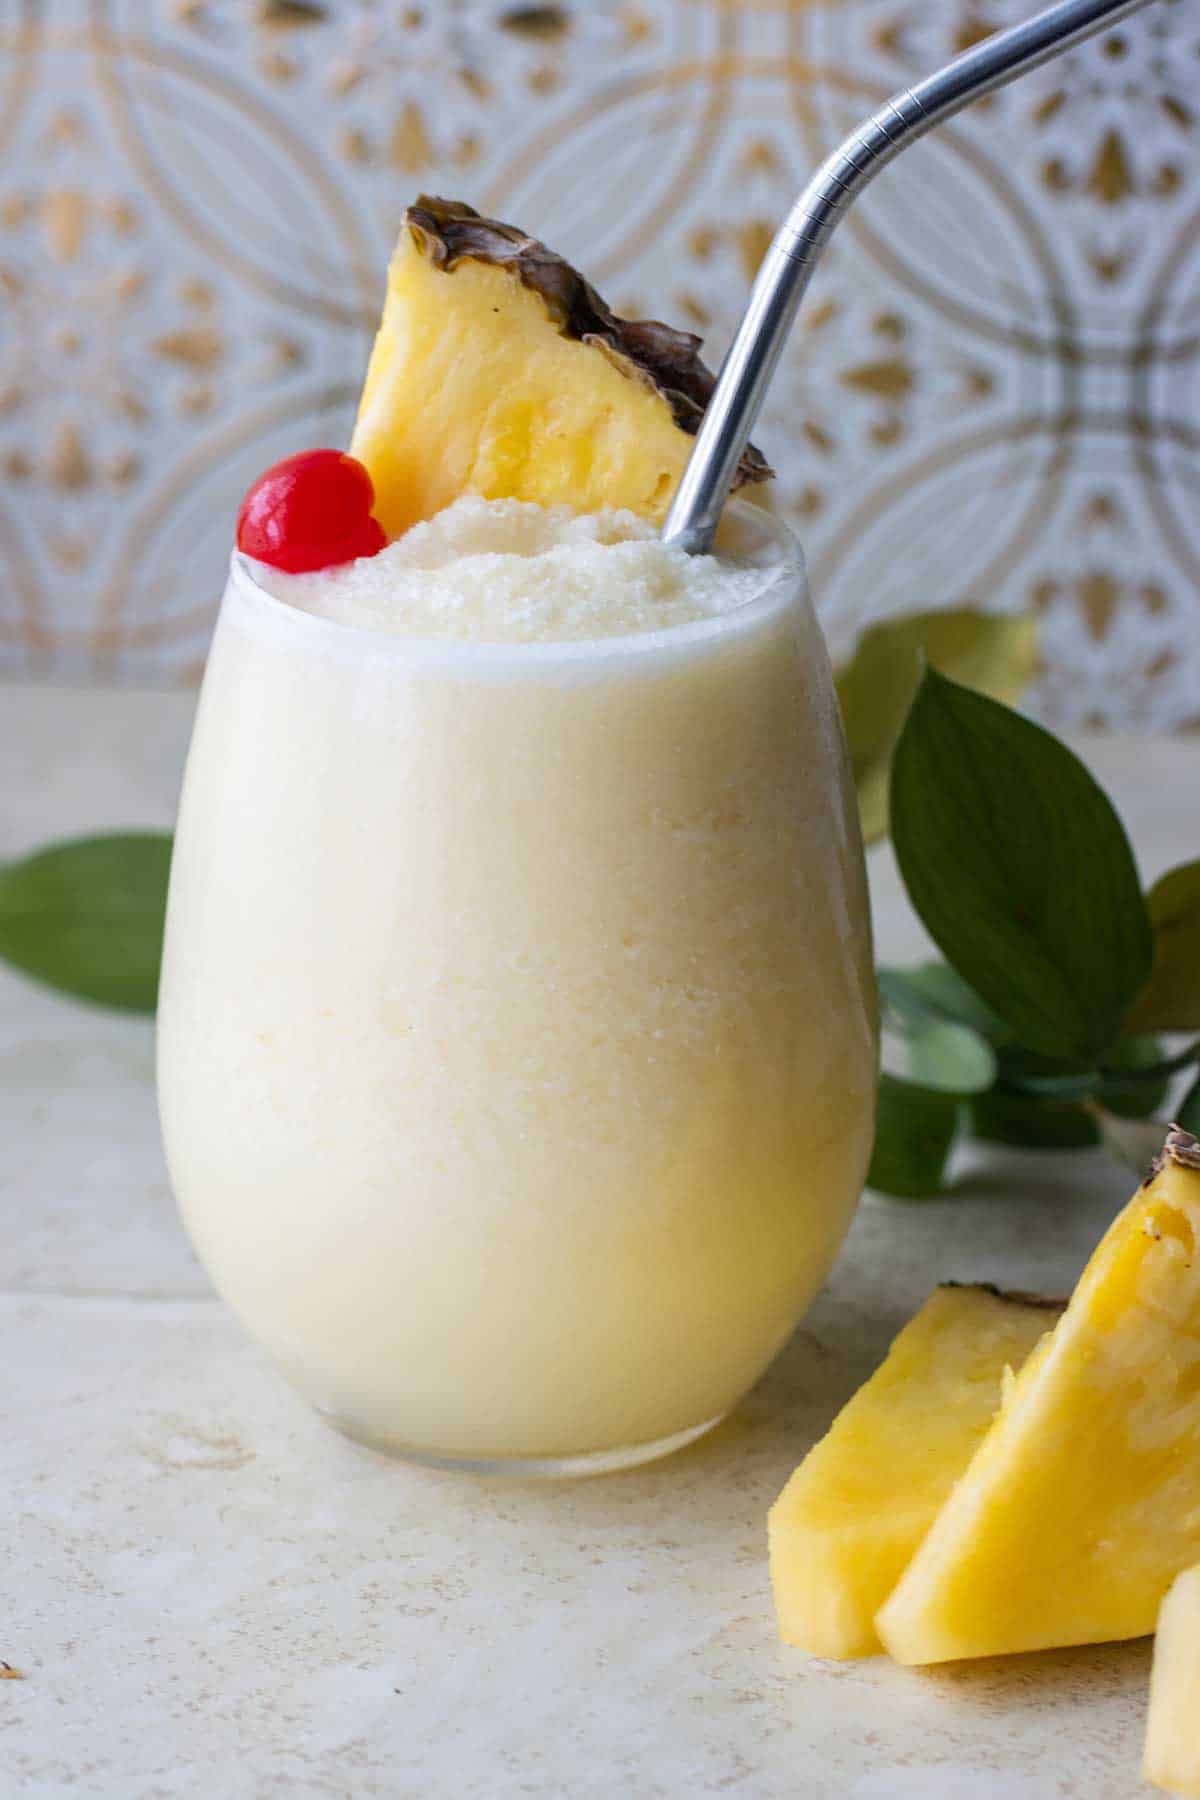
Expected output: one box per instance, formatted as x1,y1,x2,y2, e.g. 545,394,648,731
662,0,1158,555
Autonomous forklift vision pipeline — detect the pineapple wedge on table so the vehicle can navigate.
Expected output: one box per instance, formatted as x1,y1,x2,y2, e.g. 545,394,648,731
769,1285,1063,1659
1145,1565,1200,1798
877,1128,1200,1665
350,195,770,539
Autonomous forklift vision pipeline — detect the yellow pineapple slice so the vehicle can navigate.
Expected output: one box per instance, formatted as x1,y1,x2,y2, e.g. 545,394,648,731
350,196,769,539
1145,1565,1200,1798
877,1128,1200,1665
768,1284,1062,1659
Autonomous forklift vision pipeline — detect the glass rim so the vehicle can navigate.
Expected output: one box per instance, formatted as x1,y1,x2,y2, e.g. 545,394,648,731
225,502,807,673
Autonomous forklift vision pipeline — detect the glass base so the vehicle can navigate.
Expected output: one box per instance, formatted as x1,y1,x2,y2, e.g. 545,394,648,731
316,1406,726,1477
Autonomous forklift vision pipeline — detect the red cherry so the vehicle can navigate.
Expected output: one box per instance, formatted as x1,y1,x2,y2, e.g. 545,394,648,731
236,449,387,573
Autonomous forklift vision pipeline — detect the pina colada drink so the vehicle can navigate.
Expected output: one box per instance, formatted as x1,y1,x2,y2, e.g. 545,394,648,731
157,198,876,1472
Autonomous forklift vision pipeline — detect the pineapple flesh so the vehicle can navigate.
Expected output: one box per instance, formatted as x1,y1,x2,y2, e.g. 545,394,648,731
769,1284,1061,1659
1145,1564,1200,1798
350,196,769,540
877,1128,1200,1665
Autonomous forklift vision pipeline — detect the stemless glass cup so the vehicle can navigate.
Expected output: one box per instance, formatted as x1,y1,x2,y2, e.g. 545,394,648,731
157,507,877,1475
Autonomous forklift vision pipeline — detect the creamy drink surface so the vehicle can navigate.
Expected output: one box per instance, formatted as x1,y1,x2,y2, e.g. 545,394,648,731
261,496,770,640
157,498,877,1464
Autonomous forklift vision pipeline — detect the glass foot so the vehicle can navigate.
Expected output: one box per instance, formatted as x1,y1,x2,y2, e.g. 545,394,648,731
316,1407,726,1477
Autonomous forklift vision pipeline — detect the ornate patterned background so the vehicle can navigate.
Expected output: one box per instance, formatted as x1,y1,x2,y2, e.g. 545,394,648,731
0,0,1197,727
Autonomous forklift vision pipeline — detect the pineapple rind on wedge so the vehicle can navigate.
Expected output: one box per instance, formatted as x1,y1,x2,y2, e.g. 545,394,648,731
350,196,770,539
877,1128,1200,1666
1145,1564,1200,1798
768,1284,1062,1659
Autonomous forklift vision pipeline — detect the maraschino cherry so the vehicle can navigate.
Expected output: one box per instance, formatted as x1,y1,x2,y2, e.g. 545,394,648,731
237,449,387,573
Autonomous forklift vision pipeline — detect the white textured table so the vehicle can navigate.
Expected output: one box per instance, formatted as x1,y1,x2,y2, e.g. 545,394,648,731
2,684,1195,1799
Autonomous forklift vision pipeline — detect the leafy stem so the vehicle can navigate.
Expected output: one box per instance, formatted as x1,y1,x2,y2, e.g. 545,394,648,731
868,669,1199,1198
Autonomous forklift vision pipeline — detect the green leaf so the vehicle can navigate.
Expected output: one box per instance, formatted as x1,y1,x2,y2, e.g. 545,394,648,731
879,977,997,1096
1096,1033,1169,1120
905,1021,996,1095
994,1047,1100,1102
867,1072,961,1198
0,833,172,1013
836,609,1037,844
890,668,1153,1064
1177,1076,1200,1136
1124,859,1200,1033
877,967,942,1031
969,1088,1099,1150
879,961,1014,1045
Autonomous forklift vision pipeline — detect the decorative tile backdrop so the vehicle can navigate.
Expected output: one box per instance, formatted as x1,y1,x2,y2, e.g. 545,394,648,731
0,0,1197,726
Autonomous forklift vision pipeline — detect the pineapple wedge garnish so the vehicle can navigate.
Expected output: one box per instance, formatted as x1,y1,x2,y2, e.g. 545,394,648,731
350,196,770,539
1145,1565,1200,1798
769,1284,1062,1659
877,1128,1200,1665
